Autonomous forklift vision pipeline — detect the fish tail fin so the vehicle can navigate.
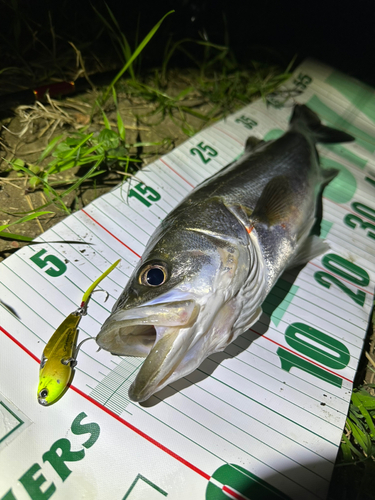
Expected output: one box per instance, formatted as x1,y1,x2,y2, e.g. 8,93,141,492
290,104,354,144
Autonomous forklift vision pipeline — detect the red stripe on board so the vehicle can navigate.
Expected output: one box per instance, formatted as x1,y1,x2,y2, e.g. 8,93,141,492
0,324,211,483
159,158,195,188
222,485,249,500
212,126,244,145
309,261,373,296
250,328,353,384
72,385,211,481
0,325,40,363
81,210,141,259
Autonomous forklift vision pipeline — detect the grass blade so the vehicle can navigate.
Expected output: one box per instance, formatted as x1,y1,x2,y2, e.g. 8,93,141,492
101,10,174,103
0,211,52,232
0,232,33,242
39,134,64,162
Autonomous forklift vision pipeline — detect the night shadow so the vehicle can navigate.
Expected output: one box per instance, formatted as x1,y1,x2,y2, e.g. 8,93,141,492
204,459,360,500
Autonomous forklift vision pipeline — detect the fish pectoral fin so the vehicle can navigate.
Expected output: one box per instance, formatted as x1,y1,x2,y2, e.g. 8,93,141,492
245,136,265,152
251,176,294,226
289,235,330,269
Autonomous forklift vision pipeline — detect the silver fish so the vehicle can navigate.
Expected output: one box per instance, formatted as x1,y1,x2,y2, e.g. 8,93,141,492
96,105,353,402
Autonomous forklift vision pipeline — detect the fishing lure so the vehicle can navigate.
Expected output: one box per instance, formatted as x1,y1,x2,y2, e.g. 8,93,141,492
37,259,121,406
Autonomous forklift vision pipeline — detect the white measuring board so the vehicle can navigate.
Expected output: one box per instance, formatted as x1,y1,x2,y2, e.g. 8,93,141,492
0,59,374,500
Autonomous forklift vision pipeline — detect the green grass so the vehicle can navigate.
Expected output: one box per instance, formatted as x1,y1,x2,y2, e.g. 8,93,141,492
328,383,375,499
2,8,292,237
0,211,53,241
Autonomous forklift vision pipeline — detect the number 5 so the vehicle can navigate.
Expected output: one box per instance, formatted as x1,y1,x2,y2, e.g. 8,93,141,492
30,250,67,277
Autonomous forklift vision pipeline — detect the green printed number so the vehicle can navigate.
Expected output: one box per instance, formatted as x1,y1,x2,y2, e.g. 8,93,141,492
293,73,312,90
128,182,161,208
206,463,291,500
235,115,258,130
123,474,167,499
190,141,218,164
365,176,375,189
314,253,369,307
344,214,375,240
344,201,375,240
30,249,67,277
276,252,366,388
277,322,350,388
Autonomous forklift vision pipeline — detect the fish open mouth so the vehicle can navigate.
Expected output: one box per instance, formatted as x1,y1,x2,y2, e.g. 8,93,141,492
116,324,158,357
96,300,200,402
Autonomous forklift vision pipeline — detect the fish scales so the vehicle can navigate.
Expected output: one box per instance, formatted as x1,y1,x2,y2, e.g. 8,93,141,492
96,105,354,403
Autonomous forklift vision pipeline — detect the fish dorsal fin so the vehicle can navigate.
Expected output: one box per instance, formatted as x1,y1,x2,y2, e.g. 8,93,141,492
252,176,294,226
245,136,265,152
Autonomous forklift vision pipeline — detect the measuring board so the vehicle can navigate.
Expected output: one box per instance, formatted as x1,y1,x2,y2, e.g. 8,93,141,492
0,59,374,500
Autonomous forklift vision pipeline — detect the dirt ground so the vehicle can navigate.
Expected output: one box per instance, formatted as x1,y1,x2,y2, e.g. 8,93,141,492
0,70,215,259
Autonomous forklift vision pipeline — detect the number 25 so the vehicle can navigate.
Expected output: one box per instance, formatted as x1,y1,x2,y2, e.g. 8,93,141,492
190,142,218,164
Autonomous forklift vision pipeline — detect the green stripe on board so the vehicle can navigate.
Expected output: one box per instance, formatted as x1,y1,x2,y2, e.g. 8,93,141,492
265,281,299,327
326,72,375,123
320,157,357,203
308,95,375,153
320,219,333,239
264,129,284,141
322,143,367,170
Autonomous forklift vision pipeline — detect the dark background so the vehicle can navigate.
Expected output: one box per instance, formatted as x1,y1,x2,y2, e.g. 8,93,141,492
0,0,375,88
168,0,375,85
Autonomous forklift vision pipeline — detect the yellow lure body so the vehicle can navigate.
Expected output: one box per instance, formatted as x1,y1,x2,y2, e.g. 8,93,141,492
37,259,121,406
37,313,81,406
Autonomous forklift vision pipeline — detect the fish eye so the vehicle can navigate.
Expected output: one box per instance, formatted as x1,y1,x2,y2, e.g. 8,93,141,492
139,264,167,287
40,388,48,399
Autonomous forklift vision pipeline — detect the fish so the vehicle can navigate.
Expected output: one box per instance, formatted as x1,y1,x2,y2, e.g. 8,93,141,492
96,104,354,403
37,259,121,406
